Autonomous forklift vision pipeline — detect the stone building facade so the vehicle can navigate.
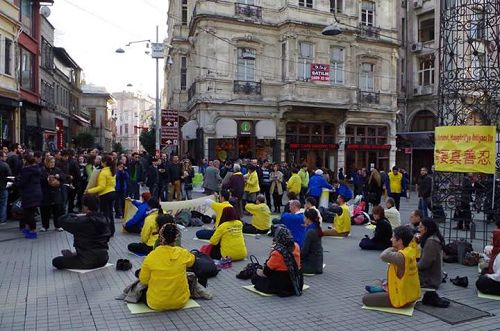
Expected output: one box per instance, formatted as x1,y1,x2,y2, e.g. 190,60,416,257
165,0,400,174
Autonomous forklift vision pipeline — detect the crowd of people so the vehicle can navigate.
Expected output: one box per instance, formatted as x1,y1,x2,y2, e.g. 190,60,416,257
2,144,499,311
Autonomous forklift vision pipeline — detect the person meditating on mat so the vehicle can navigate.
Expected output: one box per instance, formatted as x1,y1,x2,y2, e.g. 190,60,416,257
251,227,303,297
139,223,195,311
122,192,152,233
476,221,500,296
417,219,450,307
128,199,162,255
301,209,323,274
323,195,351,237
196,190,232,240
304,197,322,225
52,195,111,270
362,226,421,308
272,200,305,246
359,206,392,251
208,207,247,261
243,194,271,234
384,198,401,229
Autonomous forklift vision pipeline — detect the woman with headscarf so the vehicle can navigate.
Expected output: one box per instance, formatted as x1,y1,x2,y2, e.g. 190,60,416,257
251,227,304,297
139,223,195,311
208,206,247,261
476,220,500,296
418,218,450,307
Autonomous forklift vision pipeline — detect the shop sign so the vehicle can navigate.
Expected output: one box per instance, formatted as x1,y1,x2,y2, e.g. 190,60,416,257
434,126,495,174
161,109,178,145
289,143,339,150
346,144,391,150
404,147,413,154
310,63,330,81
237,120,254,136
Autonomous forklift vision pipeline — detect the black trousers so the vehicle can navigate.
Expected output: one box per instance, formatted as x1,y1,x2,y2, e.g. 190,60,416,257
272,192,282,212
22,207,37,231
389,193,401,210
359,238,388,251
67,186,77,213
76,182,86,211
261,184,271,210
100,192,116,236
209,244,222,260
41,204,64,229
476,275,500,295
128,242,153,255
52,252,108,269
114,190,126,218
123,223,142,234
242,223,269,234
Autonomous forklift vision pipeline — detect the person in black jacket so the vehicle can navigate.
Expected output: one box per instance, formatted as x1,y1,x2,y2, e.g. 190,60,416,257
127,153,144,200
146,158,160,200
65,150,81,213
416,167,432,219
16,154,42,239
0,151,12,224
40,156,65,231
52,195,111,269
158,153,170,201
359,205,392,250
301,209,323,274
169,155,183,201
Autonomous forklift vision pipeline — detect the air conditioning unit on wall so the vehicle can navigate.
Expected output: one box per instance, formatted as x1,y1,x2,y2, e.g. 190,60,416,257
413,0,423,9
411,42,423,52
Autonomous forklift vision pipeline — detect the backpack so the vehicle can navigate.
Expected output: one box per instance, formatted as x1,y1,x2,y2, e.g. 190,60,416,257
191,210,213,224
188,249,219,282
175,210,192,227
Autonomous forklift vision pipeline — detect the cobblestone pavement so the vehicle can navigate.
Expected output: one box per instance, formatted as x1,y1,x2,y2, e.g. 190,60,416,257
0,196,499,331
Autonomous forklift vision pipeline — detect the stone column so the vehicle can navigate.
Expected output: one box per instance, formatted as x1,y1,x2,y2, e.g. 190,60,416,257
337,120,346,170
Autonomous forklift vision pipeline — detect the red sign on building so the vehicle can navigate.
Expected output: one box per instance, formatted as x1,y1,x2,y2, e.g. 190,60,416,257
310,63,330,81
161,109,179,145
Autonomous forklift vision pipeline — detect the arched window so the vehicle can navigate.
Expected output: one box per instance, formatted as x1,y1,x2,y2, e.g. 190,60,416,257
411,110,436,132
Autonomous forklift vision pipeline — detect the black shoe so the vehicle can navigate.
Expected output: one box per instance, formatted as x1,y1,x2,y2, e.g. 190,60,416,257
116,259,124,271
422,292,450,308
451,276,468,288
121,259,132,271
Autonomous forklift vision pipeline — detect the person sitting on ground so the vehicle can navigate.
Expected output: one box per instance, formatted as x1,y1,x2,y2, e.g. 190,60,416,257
139,223,195,311
418,219,450,307
323,195,351,237
252,227,304,297
283,191,298,213
307,169,333,204
301,209,323,274
152,214,182,248
196,190,232,240
52,195,111,269
208,207,247,261
304,197,322,225
359,206,392,251
476,221,500,296
243,194,271,234
332,179,353,202
128,199,162,255
272,200,305,246
385,197,401,228
362,226,421,308
123,192,152,233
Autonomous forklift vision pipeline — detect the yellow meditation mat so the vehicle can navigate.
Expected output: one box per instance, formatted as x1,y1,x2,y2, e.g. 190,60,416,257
127,299,200,314
365,224,376,230
192,237,211,243
478,292,500,301
324,234,350,239
362,303,415,316
243,284,310,297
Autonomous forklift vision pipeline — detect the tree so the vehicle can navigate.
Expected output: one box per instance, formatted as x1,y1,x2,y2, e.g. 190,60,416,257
74,132,95,149
113,142,124,154
139,129,155,156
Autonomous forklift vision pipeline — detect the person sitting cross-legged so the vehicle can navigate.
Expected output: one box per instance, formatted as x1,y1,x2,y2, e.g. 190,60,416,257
128,199,162,256
301,209,323,274
243,194,271,234
52,195,111,270
195,190,232,240
123,192,152,234
359,206,392,251
208,207,247,261
362,226,421,308
384,197,401,229
272,200,305,247
323,194,351,237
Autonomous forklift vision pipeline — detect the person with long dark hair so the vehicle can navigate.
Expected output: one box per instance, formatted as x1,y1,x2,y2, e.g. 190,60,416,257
86,154,116,236
251,227,304,297
301,209,323,274
17,154,42,239
418,219,450,307
359,206,392,251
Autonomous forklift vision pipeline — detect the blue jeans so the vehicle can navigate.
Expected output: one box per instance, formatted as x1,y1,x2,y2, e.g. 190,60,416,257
0,189,7,223
418,197,431,218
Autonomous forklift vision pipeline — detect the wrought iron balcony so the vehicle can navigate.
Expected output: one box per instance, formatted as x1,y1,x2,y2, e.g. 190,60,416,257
358,89,380,104
234,80,261,95
235,3,262,20
188,82,196,101
358,23,381,39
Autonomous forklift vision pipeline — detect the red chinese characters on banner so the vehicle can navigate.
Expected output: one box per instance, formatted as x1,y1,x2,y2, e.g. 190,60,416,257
434,149,493,167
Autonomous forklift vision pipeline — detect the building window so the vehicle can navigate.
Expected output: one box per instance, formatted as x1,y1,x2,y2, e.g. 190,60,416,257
345,125,389,172
401,18,405,46
299,0,313,8
418,17,434,42
41,38,53,70
125,125,128,134
4,38,12,75
181,0,188,25
329,47,344,84
330,0,343,13
361,1,375,27
411,110,436,132
180,56,187,90
298,42,313,81
470,10,485,39
281,42,287,81
238,0,255,4
20,0,33,36
418,58,434,86
237,48,256,81
20,48,34,91
359,63,374,91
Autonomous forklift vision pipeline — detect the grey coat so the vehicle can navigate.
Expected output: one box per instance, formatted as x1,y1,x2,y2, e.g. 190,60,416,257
203,166,222,191
301,227,323,274
418,235,443,289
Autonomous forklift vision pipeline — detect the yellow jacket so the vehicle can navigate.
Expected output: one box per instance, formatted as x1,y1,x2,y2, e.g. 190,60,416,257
141,210,160,247
87,166,116,196
210,200,233,228
209,220,247,261
387,246,421,308
287,173,302,195
139,245,195,310
245,171,260,193
334,204,351,234
388,172,403,194
245,203,271,231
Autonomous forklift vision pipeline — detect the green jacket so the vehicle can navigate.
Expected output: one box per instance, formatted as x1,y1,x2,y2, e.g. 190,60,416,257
298,168,309,188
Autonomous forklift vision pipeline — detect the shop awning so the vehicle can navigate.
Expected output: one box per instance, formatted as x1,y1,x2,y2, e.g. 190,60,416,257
181,120,198,140
72,113,91,126
216,118,237,138
255,119,276,139
397,131,434,150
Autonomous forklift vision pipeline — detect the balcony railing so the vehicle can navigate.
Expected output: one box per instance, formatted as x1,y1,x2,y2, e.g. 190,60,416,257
234,80,261,95
235,3,262,20
358,90,380,104
188,82,196,101
358,23,381,39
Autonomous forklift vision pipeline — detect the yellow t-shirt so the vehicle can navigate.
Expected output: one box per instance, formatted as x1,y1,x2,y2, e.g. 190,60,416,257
209,220,247,261
139,246,195,310
287,173,302,195
334,204,351,234
245,203,271,231
387,246,421,308
388,172,403,194
245,171,260,193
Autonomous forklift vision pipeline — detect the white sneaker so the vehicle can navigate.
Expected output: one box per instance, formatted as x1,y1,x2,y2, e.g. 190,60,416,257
56,227,64,232
40,227,48,232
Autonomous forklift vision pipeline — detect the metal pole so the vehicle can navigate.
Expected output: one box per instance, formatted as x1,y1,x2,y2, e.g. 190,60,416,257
155,25,161,156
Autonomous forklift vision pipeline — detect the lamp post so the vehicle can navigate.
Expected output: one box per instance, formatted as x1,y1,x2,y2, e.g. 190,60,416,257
116,26,165,157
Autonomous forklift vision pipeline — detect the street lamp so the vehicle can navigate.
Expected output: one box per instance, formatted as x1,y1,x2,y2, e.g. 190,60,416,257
115,26,169,157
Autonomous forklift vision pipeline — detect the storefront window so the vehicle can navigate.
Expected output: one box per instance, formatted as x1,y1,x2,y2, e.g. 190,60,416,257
345,124,390,172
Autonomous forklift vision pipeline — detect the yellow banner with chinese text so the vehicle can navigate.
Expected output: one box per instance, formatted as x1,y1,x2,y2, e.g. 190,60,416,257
434,126,496,174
